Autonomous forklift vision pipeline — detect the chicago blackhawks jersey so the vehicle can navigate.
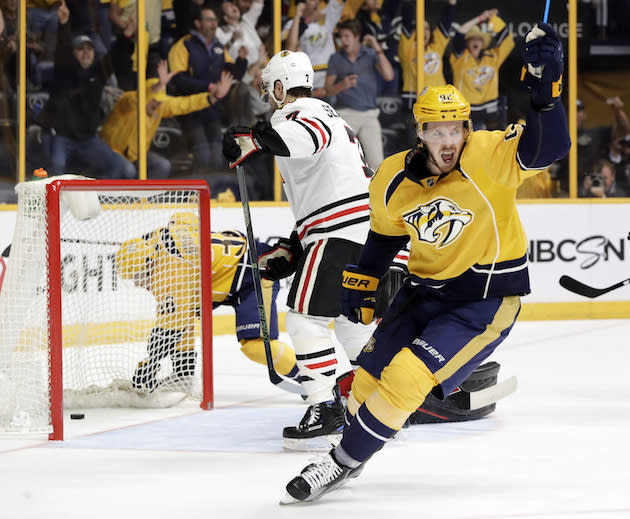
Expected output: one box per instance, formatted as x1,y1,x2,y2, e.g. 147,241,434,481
369,124,545,299
271,96,371,247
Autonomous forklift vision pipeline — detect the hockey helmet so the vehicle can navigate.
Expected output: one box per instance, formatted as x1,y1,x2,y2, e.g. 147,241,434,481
115,238,154,280
168,211,198,229
261,50,314,105
413,85,471,130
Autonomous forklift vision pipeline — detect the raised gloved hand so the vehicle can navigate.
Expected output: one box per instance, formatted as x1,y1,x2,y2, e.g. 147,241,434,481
341,264,380,325
520,22,564,109
222,126,262,167
258,231,303,281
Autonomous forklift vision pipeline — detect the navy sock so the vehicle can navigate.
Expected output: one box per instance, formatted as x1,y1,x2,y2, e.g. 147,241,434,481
338,403,397,463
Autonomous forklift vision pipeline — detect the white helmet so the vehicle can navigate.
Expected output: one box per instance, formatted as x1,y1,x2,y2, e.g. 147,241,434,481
261,50,314,106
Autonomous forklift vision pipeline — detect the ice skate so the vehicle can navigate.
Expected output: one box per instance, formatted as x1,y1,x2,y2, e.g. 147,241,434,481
280,450,354,504
282,399,344,451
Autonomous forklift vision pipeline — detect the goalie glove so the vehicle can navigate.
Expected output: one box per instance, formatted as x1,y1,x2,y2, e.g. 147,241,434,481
223,121,290,168
341,264,380,325
258,231,303,281
520,22,564,109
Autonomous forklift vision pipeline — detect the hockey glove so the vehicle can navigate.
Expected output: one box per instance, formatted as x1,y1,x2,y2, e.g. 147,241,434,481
258,231,302,281
223,121,291,168
341,264,380,325
222,126,262,167
520,22,564,109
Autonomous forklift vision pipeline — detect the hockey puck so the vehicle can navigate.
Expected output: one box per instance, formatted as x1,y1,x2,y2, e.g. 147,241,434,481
70,413,85,420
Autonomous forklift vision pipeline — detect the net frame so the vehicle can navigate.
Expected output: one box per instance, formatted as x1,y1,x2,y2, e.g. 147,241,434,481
2,178,214,441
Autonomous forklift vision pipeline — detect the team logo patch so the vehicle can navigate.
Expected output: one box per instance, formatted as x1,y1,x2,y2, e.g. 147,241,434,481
362,336,376,353
402,197,473,248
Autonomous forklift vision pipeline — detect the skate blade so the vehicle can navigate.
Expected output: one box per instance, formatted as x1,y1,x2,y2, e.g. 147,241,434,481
279,492,303,505
282,434,341,452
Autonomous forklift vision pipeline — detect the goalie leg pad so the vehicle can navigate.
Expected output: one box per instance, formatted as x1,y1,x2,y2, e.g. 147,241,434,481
406,361,500,425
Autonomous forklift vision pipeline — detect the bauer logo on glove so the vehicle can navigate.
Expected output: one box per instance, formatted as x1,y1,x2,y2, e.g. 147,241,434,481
341,265,380,325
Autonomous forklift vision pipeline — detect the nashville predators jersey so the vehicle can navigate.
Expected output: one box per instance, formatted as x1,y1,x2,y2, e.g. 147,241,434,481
399,26,450,96
146,224,201,332
449,16,514,106
369,124,543,299
210,230,247,304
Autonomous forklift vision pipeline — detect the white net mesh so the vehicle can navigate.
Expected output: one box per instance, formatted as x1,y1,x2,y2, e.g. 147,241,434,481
0,177,210,434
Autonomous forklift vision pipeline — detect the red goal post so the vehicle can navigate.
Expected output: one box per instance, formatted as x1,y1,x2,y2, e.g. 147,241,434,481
0,177,213,441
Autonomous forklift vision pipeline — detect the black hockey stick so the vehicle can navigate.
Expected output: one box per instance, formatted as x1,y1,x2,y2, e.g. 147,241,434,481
559,275,630,299
235,165,305,395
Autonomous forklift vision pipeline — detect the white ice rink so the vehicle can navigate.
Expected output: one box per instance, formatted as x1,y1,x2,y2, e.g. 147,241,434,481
2,319,630,519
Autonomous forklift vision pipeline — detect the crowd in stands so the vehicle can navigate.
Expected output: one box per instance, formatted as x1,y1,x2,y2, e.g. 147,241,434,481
0,0,628,200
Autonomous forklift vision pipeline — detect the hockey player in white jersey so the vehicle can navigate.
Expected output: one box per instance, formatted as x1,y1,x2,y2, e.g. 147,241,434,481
223,50,376,449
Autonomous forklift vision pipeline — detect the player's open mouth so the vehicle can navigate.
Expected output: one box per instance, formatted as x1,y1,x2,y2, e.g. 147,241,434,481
441,151,455,163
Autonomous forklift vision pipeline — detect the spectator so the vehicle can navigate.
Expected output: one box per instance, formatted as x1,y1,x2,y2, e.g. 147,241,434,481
100,60,233,179
2,0,43,91
555,97,630,194
108,0,162,90
325,18,393,171
581,158,627,198
449,8,514,130
26,0,59,62
399,0,457,110
172,0,204,40
356,0,401,96
168,3,246,171
608,133,630,193
283,0,346,97
66,0,110,58
217,0,266,68
37,1,135,179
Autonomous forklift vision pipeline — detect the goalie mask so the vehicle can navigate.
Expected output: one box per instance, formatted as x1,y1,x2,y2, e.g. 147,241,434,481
261,50,314,106
115,238,154,281
413,85,471,140
168,211,198,229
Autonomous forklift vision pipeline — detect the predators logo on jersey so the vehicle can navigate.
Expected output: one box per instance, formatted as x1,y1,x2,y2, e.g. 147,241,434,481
465,66,496,91
402,198,473,248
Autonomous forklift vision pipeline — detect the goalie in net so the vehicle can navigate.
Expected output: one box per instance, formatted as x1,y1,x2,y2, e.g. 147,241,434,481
114,212,299,393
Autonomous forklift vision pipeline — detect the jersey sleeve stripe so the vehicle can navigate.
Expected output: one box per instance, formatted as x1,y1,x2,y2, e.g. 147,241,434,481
301,117,328,152
293,119,319,154
312,117,332,149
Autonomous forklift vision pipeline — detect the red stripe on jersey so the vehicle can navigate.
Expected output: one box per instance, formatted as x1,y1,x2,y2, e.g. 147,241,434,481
301,117,327,152
298,240,323,313
305,358,338,370
298,204,369,241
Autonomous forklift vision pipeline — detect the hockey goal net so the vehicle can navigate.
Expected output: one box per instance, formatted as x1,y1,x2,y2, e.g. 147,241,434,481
0,176,213,440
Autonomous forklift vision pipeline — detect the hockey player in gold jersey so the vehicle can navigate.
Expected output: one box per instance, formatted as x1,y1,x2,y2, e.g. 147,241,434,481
114,213,298,393
282,21,571,503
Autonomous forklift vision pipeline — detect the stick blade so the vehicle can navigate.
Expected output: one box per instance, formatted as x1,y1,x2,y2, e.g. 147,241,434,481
469,376,518,410
559,275,601,298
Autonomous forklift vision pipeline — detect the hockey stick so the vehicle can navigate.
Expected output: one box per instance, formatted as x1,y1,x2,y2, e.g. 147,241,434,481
235,165,306,395
559,274,630,299
543,0,551,22
467,376,518,410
